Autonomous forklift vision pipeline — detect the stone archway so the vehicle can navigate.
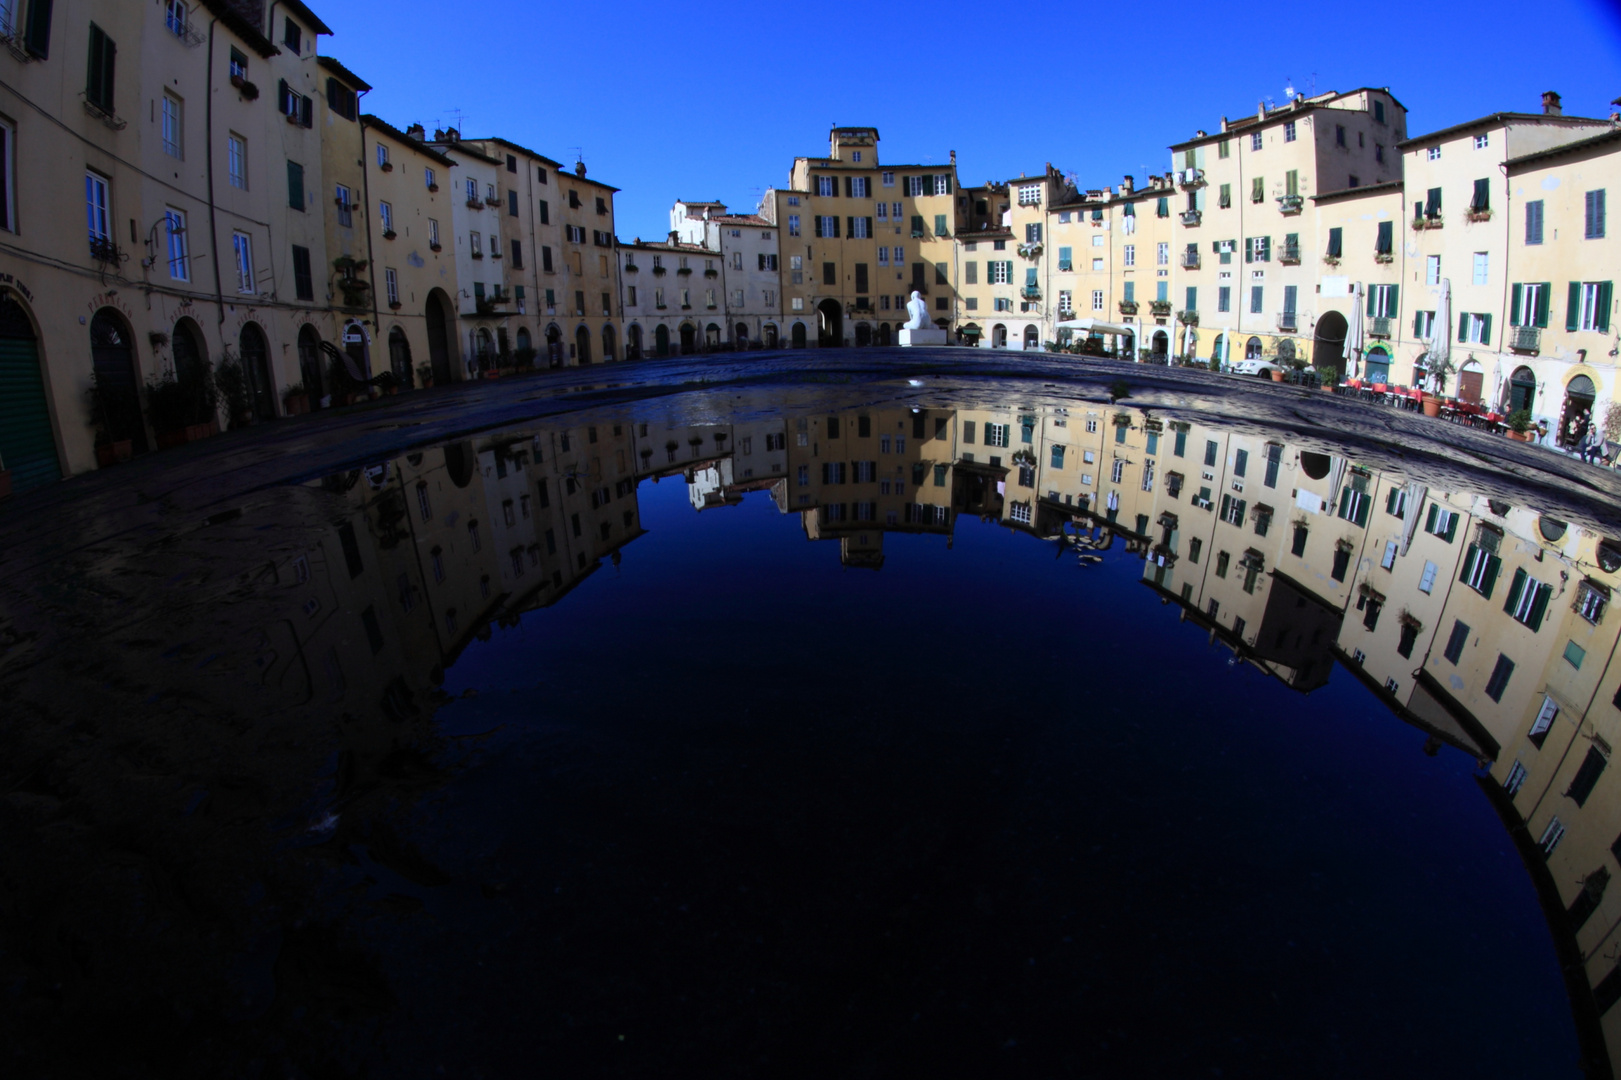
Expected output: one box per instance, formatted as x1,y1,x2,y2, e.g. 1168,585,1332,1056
1457,359,1485,404
601,323,616,363
1313,309,1347,382
991,323,1007,349
816,299,842,347
426,289,454,384
1364,345,1391,384
1505,366,1536,414
705,323,721,350
0,293,60,487
575,325,592,365
388,326,412,388
655,324,670,356
297,324,325,405
763,323,779,348
679,322,696,354
1560,374,1597,447
1245,335,1262,360
545,323,563,367
1023,325,1039,350
1150,330,1168,359
791,321,807,348
171,317,215,426
239,322,275,422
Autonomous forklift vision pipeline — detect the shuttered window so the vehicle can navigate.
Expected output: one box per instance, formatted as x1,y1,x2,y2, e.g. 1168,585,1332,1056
85,23,115,113
23,0,52,58
1525,200,1544,245
1586,189,1607,239
286,160,304,210
292,245,313,300
1566,747,1608,807
1504,568,1553,631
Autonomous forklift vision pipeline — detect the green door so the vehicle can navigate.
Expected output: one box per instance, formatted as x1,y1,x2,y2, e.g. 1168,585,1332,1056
0,297,60,490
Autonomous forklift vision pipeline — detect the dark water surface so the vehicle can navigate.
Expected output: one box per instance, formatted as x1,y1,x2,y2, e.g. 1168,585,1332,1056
0,371,1604,1079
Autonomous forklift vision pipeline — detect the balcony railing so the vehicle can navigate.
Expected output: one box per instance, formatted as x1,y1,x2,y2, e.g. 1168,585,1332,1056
1276,194,1304,214
1020,286,1041,300
1177,168,1206,189
1373,249,1394,263
1276,313,1298,332
1368,316,1393,339
1412,213,1443,230
1510,325,1542,353
1179,251,1200,269
1118,300,1139,315
1279,243,1301,264
1466,205,1492,222
1176,309,1198,326
1179,209,1202,227
1148,300,1172,317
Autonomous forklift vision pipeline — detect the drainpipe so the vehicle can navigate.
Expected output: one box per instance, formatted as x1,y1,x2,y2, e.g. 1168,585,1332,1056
204,20,226,333
357,88,378,379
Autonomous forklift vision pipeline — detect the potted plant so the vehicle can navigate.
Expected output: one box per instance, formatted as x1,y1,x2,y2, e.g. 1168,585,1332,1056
282,382,310,415
1506,409,1534,441
416,362,434,389
1420,355,1456,416
147,361,220,448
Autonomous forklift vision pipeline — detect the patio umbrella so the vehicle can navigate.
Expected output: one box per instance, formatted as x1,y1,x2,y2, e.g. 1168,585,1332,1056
1428,278,1452,393
1182,323,1195,359
1345,285,1365,378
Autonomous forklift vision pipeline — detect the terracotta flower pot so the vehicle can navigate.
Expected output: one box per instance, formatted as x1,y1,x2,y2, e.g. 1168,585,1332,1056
1269,370,1285,382
283,393,310,416
1505,429,1532,442
1421,396,1442,418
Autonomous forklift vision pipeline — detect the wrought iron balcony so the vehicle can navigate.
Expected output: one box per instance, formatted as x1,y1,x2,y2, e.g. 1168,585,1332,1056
1412,213,1443,230
1279,242,1301,264
1118,300,1139,315
1020,286,1042,300
1276,194,1304,214
1276,313,1298,332
1510,326,1542,353
1177,168,1206,189
1148,299,1172,317
1180,251,1200,269
1176,309,1199,326
1179,209,1202,227
1368,316,1393,338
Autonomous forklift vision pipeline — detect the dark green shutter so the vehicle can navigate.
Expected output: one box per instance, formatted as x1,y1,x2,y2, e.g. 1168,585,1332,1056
1528,584,1551,631
1536,283,1551,328
1426,503,1438,532
814,216,823,238
1413,310,1424,336
287,161,303,210
865,217,873,236
1568,282,1582,331
846,216,853,237
1481,555,1500,599
1444,513,1457,543
843,176,852,198
1510,284,1522,326
1598,282,1614,333
0,332,60,490
1505,568,1527,615
1387,284,1399,318
1458,311,1468,341
1480,313,1491,345
24,0,52,57
1460,544,1479,584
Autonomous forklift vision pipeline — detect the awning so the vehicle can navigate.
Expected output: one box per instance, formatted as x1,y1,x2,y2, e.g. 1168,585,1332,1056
1054,318,1135,336
961,322,983,337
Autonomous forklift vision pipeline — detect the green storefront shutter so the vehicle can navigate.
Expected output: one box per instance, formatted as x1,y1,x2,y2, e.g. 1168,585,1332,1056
1528,584,1551,631
1510,284,1522,326
1504,568,1528,615
1536,283,1552,328
1598,282,1614,333
1481,555,1500,600
1480,313,1492,345
0,335,61,490
1568,282,1582,331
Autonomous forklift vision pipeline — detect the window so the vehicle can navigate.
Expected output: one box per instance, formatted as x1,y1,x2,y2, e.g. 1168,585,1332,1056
1472,251,1489,286
1565,640,1587,670
335,183,352,228
428,219,440,248
1537,817,1565,859
1156,242,1168,266
1530,696,1558,748
1567,748,1608,807
1577,580,1609,624
277,79,311,127
282,16,301,53
376,144,390,171
1573,281,1614,333
292,245,313,301
1425,255,1441,286
1524,199,1545,245
1423,503,1458,542
1418,559,1439,594
1504,761,1528,796
1443,620,1470,664
161,93,182,158
1484,653,1514,702
163,208,188,280
1426,146,1441,161
1018,183,1041,206
1250,132,1262,151
1458,312,1491,345
1111,459,1125,484
989,261,1012,285
1504,569,1553,630
1123,244,1135,267
469,232,481,257
1090,290,1102,312
326,78,356,122
232,231,254,293
1251,176,1265,203
1587,190,1607,239
284,160,306,211
985,423,1009,448
1249,286,1263,314
1335,124,1346,147
385,267,398,307
1284,120,1296,142
86,24,116,114
1460,538,1501,597
227,133,246,189
379,200,393,234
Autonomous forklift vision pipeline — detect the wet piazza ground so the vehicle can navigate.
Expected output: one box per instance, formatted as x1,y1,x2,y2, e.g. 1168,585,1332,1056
4,350,1621,1078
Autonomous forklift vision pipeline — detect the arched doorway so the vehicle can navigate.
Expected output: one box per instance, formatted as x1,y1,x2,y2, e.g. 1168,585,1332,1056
763,323,779,348
575,325,592,365
1211,332,1227,366
239,322,275,422
515,327,532,367
1457,359,1485,404
855,322,872,347
342,322,370,380
816,299,842,347
90,309,148,453
1023,325,1039,350
877,323,891,346
1150,330,1168,360
601,324,616,363
735,323,749,349
1300,452,1331,480
991,323,1008,349
705,323,721,350
791,321,806,348
626,324,642,359
426,289,453,384
1560,374,1597,447
1363,345,1391,384
475,328,495,373
389,327,412,388
0,293,60,488
1245,336,1263,360
443,442,476,487
1505,366,1537,414
171,318,214,426
1312,310,1347,382
297,324,325,406
545,323,563,367
679,323,696,354
655,324,670,356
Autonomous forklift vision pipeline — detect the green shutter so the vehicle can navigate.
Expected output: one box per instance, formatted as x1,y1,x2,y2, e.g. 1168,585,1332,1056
1356,496,1370,528
287,161,304,210
1413,309,1424,336
1598,282,1613,333
1510,284,1522,326
1536,282,1551,328
1425,503,1438,532
1481,555,1500,600
1458,311,1468,342
1387,284,1399,318
935,214,947,236
0,335,61,490
1444,512,1457,543
1480,313,1492,345
1568,282,1582,331
1460,544,1479,584
1505,568,1528,615
1528,584,1551,631
814,216,823,238
1339,488,1352,518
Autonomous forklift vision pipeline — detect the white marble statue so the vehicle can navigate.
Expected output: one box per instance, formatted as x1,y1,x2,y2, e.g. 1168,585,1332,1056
903,290,928,330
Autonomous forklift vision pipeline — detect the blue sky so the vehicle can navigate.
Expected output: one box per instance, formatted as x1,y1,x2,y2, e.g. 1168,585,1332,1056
317,0,1621,242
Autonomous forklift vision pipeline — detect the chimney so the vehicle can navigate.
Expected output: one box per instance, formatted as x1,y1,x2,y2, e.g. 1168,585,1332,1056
575,161,587,178
406,123,425,140
950,149,957,166
1121,174,1135,195
1257,102,1266,120
444,126,459,142
1543,91,1562,116
1220,116,1229,133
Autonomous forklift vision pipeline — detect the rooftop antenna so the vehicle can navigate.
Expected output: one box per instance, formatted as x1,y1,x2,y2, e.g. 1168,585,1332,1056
568,146,584,163
1308,72,1318,97
446,107,466,132
1284,75,1295,99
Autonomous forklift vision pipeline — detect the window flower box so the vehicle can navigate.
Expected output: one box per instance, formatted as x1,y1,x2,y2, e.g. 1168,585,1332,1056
1017,242,1042,259
676,267,693,276
1176,309,1199,326
1276,194,1304,214
379,161,393,172
703,268,718,277
382,229,396,241
230,75,259,99
427,183,439,192
466,197,482,209
651,266,667,275
1118,300,1139,315
429,242,442,252
623,263,639,272
1466,207,1492,222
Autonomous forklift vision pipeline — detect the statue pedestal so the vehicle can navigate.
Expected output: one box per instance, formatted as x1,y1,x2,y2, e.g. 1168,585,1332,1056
899,327,948,347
